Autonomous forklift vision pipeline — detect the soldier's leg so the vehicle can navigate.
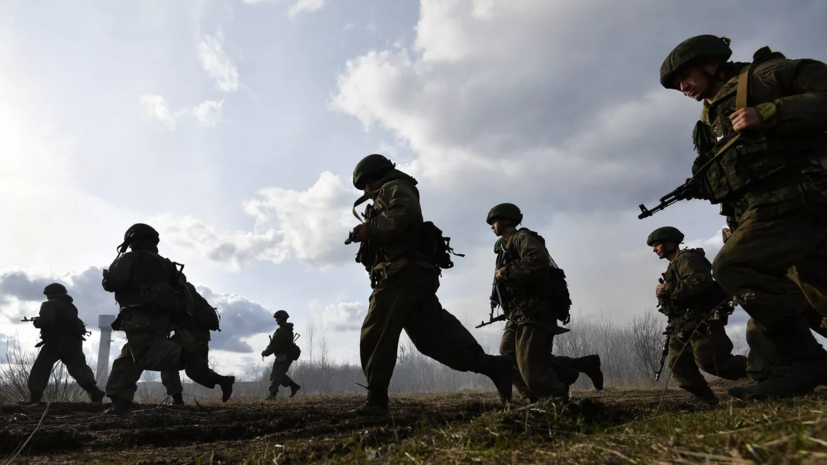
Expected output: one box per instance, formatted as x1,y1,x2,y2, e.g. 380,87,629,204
402,267,513,403
160,370,183,396
268,360,288,398
667,332,711,397
106,342,144,404
500,322,532,400
554,355,604,390
58,338,105,401
789,230,827,319
713,214,827,398
803,307,827,339
26,343,61,401
513,324,567,399
278,360,294,387
692,322,747,381
745,318,777,382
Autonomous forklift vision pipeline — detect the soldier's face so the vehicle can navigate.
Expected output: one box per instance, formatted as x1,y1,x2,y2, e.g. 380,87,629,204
675,67,709,101
491,219,513,237
652,241,677,259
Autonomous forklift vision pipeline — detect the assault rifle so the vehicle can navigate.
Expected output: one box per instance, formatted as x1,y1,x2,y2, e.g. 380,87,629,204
654,289,754,381
477,242,509,329
638,156,717,220
21,316,39,323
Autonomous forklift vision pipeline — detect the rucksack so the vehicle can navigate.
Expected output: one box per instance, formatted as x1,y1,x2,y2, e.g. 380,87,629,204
189,285,220,331
288,342,301,361
519,229,572,325
420,221,464,270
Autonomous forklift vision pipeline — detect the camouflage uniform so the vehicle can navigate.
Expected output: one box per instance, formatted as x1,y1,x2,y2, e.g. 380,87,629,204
495,228,569,400
669,40,827,398
658,248,747,398
102,225,192,412
160,284,234,404
261,320,300,398
23,285,104,404
352,155,511,412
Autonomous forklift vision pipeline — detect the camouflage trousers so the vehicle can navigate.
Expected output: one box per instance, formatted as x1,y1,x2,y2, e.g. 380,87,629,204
269,356,297,394
161,328,223,395
667,320,747,391
745,308,827,382
106,310,182,403
28,337,98,394
713,213,827,363
499,320,564,399
360,261,484,392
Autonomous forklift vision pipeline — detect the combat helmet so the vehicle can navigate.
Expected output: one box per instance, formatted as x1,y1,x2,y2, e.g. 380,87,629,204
647,226,685,246
660,35,732,89
117,223,159,253
43,283,68,297
274,310,290,320
486,203,523,226
353,154,395,189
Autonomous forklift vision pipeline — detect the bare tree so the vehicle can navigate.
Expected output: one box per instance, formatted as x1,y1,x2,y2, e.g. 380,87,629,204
628,308,666,383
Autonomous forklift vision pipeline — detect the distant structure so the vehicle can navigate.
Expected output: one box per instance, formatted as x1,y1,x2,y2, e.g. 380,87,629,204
97,314,116,382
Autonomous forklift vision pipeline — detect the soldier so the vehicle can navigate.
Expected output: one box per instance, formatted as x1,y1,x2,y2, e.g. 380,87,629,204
348,154,512,414
17,284,105,405
661,35,827,399
261,310,301,400
102,223,193,415
488,203,596,402
648,227,747,402
160,283,235,405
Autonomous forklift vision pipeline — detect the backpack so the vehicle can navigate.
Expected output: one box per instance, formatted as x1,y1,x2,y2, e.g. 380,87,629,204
420,221,464,270
519,229,572,325
189,285,220,331
288,342,302,361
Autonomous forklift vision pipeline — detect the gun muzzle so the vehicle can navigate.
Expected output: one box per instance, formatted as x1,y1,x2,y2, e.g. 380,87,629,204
638,204,653,219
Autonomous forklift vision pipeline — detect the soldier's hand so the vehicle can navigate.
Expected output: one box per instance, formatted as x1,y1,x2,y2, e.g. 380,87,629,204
494,269,504,281
656,282,666,297
352,224,369,242
490,300,498,310
729,107,762,132
260,351,266,358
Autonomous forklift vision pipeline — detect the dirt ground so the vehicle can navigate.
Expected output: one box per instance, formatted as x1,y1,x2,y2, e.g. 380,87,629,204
0,383,803,464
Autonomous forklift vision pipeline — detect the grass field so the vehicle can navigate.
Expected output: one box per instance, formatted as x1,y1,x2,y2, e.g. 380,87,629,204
2,383,827,464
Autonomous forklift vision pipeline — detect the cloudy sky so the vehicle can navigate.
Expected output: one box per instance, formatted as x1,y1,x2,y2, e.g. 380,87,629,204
2,0,826,376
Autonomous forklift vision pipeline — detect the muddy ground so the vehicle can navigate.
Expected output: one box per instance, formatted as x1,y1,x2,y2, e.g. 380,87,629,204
0,384,762,464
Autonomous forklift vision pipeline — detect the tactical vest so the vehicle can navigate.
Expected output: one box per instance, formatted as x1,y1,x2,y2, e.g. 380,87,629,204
115,251,190,314
660,249,726,320
694,48,827,220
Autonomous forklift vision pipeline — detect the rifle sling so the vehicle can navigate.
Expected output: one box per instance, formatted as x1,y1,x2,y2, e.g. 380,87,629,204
713,64,751,158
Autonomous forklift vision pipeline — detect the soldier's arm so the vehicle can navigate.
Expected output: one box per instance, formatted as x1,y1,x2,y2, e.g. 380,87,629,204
665,254,717,302
757,59,827,134
262,331,278,356
366,182,421,243
501,234,547,285
102,254,134,292
34,301,58,328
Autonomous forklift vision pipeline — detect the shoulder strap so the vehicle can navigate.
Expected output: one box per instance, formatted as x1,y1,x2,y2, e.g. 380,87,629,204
715,64,751,157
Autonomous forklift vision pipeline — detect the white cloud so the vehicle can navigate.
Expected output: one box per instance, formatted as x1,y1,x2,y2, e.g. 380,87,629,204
191,99,225,127
158,171,357,270
139,95,224,129
311,300,366,332
139,94,182,130
197,31,239,93
343,23,355,32
287,0,325,19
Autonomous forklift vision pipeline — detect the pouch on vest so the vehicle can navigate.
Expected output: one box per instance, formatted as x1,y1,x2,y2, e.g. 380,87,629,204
420,221,464,270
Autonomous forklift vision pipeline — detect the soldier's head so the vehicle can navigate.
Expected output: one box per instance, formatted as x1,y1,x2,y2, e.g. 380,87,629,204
118,223,160,254
43,283,68,299
274,310,290,325
647,226,684,261
661,35,732,102
486,203,523,237
353,154,395,193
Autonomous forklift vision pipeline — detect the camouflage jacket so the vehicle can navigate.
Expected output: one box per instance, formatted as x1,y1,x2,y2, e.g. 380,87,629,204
495,229,558,333
359,169,434,275
102,246,192,315
693,47,827,222
658,248,726,329
262,322,294,357
33,295,86,340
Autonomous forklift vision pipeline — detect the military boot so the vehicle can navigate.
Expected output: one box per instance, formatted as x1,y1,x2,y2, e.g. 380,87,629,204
573,355,604,391
105,396,132,416
84,385,106,403
218,376,235,403
263,392,278,401
684,385,718,404
351,389,389,416
171,393,185,406
17,391,44,406
474,354,513,405
728,322,827,401
289,381,301,398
